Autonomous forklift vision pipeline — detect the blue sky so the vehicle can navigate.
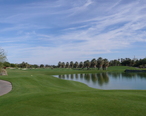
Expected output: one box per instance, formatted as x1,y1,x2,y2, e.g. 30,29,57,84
0,0,146,65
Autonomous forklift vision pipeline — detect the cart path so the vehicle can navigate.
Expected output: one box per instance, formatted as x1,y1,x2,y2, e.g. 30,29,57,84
0,80,12,96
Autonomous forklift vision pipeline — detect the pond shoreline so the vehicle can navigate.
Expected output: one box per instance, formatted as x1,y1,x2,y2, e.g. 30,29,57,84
54,72,146,90
125,69,146,72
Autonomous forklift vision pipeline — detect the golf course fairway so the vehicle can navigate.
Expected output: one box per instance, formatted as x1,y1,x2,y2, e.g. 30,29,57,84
0,66,146,116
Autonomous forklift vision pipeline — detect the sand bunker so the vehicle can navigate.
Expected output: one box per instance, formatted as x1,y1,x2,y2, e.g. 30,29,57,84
0,80,12,96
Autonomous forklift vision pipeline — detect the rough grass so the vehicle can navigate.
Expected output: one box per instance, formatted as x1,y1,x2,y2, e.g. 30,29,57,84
0,66,146,116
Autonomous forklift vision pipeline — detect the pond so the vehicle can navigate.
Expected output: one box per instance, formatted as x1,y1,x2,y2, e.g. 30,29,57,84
54,72,146,90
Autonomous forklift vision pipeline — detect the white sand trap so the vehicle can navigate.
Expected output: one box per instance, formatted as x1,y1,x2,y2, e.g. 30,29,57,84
0,80,12,96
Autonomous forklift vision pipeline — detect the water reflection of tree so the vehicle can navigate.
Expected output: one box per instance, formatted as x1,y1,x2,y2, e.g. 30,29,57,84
58,73,109,86
97,73,109,86
138,73,146,79
122,73,136,78
122,73,146,79
102,73,109,83
80,74,84,79
107,72,146,80
62,75,65,79
75,74,78,79
109,72,120,78
71,74,74,79
91,73,97,83
57,72,146,88
84,73,91,81
58,75,65,79
59,75,62,78
66,74,69,79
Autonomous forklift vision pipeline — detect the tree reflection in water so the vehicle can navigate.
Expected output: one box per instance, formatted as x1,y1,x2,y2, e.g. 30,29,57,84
56,72,146,90
97,73,109,86
71,74,74,79
58,73,109,86
66,74,69,79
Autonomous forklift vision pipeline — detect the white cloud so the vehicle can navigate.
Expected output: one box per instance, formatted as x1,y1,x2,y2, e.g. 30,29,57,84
1,0,146,64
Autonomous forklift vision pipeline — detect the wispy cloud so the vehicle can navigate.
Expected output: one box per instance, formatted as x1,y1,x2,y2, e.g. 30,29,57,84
1,0,146,64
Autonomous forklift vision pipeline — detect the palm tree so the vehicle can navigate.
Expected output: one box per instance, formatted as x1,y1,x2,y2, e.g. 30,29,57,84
70,61,74,68
97,57,104,70
65,62,70,68
91,58,97,69
79,61,84,69
84,60,91,69
74,61,79,68
45,64,50,68
62,62,65,68
103,59,109,70
58,61,62,68
20,62,29,68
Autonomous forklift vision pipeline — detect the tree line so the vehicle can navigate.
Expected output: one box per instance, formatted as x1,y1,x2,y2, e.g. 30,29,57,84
1,58,146,70
58,57,146,69
58,57,109,70
110,58,146,68
1,47,146,70
2,61,56,69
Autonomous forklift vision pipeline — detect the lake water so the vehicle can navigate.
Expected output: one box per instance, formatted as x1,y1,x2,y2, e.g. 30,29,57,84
54,72,146,90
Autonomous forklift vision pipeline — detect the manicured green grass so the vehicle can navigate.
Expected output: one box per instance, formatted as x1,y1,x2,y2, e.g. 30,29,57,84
0,66,146,116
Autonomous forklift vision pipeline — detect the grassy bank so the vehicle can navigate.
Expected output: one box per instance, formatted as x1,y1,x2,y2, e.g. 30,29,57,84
0,66,146,116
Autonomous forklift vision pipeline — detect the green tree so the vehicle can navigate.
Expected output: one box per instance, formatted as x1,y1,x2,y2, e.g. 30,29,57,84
3,62,11,67
109,59,120,66
58,61,62,68
74,61,79,68
40,64,44,68
91,58,97,69
20,62,29,68
103,59,109,70
10,63,17,67
70,61,74,68
65,62,70,68
97,57,104,70
61,62,65,68
32,64,39,68
84,60,91,69
79,61,84,69
45,64,50,68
